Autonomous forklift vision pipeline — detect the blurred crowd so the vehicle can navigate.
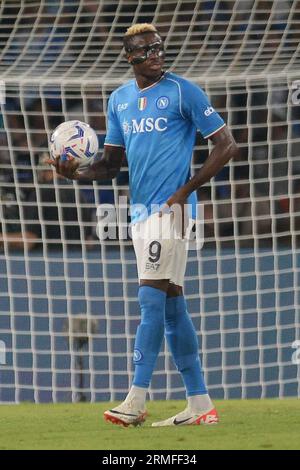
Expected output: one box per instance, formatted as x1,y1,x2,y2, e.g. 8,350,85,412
1,79,300,252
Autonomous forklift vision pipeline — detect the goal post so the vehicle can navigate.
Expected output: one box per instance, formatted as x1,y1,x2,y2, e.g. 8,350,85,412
0,0,300,403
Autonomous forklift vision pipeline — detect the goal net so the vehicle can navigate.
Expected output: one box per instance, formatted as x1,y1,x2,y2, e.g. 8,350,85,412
0,0,299,403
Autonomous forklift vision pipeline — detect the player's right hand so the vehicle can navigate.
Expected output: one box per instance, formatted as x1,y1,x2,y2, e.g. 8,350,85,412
46,154,80,180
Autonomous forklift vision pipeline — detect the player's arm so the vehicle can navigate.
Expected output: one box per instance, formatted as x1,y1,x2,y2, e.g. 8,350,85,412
163,126,238,208
184,125,238,192
50,90,125,181
50,144,125,181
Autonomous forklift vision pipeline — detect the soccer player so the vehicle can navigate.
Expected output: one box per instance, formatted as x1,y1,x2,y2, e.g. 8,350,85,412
51,23,238,427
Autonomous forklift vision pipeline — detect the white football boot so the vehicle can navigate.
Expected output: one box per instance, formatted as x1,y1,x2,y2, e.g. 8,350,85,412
104,398,147,427
151,406,219,427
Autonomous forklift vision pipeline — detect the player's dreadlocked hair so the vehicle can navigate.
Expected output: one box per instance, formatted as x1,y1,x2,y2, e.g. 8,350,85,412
123,23,159,52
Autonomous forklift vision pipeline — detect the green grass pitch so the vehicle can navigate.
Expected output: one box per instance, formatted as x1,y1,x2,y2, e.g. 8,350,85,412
0,399,299,450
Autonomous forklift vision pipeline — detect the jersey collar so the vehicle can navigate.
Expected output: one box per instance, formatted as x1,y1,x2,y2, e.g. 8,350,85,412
135,71,166,92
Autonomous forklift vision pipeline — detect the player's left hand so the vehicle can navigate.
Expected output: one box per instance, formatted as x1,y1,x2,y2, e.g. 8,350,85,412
159,190,189,237
46,154,81,180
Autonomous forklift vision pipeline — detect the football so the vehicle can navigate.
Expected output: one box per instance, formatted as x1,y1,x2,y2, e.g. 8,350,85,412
49,120,99,162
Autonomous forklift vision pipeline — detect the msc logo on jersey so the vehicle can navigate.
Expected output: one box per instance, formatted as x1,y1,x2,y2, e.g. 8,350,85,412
204,106,215,116
123,117,168,134
156,96,169,109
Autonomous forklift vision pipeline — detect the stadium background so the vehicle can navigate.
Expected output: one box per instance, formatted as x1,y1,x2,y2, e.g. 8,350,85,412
0,0,300,404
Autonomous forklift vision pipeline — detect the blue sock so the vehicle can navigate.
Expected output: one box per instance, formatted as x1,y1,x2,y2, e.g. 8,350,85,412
133,286,166,388
165,296,207,396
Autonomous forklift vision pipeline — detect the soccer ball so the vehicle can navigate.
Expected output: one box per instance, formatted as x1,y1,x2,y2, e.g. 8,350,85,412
49,120,99,162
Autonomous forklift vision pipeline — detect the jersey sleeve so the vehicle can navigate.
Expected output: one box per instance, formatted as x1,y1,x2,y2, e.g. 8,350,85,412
181,79,225,139
104,92,125,147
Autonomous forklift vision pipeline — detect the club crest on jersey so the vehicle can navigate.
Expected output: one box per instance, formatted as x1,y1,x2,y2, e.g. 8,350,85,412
138,97,147,111
133,349,143,363
156,96,169,109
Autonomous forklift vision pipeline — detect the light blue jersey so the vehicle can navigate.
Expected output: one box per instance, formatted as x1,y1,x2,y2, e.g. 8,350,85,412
104,71,225,223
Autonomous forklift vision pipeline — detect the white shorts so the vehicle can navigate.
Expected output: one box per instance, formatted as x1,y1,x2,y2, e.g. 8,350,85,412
132,212,192,287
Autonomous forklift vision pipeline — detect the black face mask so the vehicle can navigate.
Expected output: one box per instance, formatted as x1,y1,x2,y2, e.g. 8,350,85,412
127,41,165,65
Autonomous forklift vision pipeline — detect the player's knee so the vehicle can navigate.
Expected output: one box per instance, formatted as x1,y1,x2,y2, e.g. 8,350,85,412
175,354,200,372
165,294,187,328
